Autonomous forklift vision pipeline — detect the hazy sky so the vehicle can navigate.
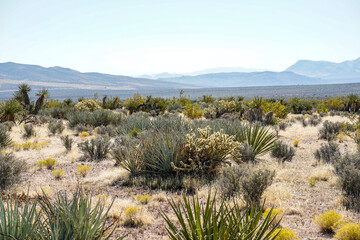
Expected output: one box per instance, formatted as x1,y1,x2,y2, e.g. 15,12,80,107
1,0,359,75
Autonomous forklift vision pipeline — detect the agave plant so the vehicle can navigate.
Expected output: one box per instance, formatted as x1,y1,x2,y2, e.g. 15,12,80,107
235,123,277,159
37,189,124,240
0,193,40,240
162,191,280,240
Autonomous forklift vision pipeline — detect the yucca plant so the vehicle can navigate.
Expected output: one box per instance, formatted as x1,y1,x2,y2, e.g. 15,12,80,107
78,137,111,161
0,99,23,122
162,191,280,240
235,123,277,160
37,189,124,240
112,140,144,174
0,193,40,240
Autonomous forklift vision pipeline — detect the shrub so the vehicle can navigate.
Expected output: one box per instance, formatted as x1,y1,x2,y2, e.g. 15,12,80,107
0,152,26,190
67,110,122,128
0,127,12,149
76,165,92,177
123,93,145,114
319,121,342,141
37,158,57,169
238,143,257,163
183,103,203,119
78,137,111,161
51,168,65,179
235,123,277,160
308,115,322,126
337,134,345,142
123,206,146,227
136,195,152,204
61,135,74,151
270,229,299,240
271,141,295,163
240,168,275,207
0,99,23,122
293,140,300,147
75,99,101,111
262,208,284,225
48,119,65,135
176,127,241,175
161,191,280,240
23,124,35,138
314,142,340,164
261,101,287,118
336,166,360,212
95,125,117,137
313,210,344,233
217,166,245,199
334,223,360,240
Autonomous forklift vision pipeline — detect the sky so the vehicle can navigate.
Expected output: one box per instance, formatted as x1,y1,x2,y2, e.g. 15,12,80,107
0,0,359,76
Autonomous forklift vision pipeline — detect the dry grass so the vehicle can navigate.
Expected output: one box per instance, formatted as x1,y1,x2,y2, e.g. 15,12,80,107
3,115,360,239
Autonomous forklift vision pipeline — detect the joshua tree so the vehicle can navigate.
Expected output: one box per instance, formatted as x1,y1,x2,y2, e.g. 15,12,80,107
14,84,31,111
34,89,49,114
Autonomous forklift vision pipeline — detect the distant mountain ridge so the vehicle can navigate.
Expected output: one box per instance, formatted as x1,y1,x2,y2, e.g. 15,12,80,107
0,62,196,92
286,57,360,79
157,71,324,88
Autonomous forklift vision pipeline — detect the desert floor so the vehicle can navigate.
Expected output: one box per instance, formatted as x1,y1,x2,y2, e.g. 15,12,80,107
6,114,360,240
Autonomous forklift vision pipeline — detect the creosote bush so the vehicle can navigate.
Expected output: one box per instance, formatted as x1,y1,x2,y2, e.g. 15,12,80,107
319,120,342,141
78,137,111,161
271,141,295,163
314,142,340,163
0,152,26,190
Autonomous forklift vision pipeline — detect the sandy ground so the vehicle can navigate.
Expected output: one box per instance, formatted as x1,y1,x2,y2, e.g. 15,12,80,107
4,114,360,240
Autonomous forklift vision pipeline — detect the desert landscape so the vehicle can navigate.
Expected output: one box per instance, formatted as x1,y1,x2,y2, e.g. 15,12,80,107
1,88,360,239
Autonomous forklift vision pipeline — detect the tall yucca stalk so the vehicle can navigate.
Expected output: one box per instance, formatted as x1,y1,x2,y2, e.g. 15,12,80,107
236,123,277,158
37,189,123,240
0,193,40,240
162,191,280,240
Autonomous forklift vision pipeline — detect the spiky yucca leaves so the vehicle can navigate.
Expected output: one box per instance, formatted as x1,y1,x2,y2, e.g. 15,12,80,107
0,128,12,149
112,139,145,174
14,84,31,111
37,190,124,240
175,126,241,175
34,89,49,115
142,131,185,174
0,193,40,240
235,123,277,160
67,110,123,128
162,191,280,240
0,99,23,122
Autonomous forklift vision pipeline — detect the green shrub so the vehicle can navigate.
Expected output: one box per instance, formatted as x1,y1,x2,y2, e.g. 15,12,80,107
123,93,145,114
308,115,322,126
78,137,111,161
183,103,203,119
48,119,65,135
60,135,73,151
238,143,257,163
0,152,26,190
319,120,342,141
23,124,35,138
67,110,122,128
0,99,23,122
217,166,245,199
271,141,296,163
0,127,12,149
95,125,117,137
240,168,275,207
162,191,280,240
314,142,340,163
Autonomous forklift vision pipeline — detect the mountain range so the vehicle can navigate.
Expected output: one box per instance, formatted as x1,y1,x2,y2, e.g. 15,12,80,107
0,58,359,94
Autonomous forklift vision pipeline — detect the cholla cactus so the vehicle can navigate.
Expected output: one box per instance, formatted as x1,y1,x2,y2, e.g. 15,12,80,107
75,99,102,111
203,105,217,119
217,100,236,114
174,126,241,174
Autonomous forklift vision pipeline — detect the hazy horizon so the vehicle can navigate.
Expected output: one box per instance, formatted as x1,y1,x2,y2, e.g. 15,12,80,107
1,0,359,76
